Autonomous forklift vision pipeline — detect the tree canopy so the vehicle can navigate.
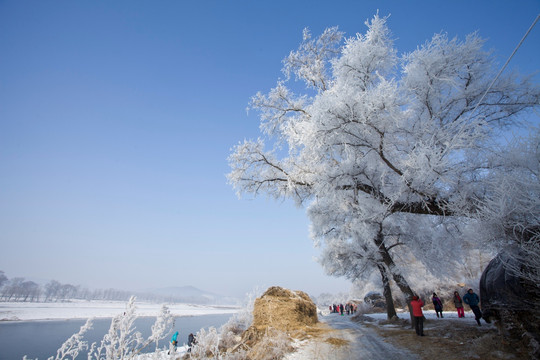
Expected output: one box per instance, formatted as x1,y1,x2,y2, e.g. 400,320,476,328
228,14,540,302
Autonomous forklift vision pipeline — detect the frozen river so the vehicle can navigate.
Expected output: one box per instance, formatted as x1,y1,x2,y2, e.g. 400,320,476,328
0,313,233,360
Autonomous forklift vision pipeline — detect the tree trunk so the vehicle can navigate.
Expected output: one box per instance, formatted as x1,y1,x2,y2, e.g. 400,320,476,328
374,224,416,327
377,263,397,319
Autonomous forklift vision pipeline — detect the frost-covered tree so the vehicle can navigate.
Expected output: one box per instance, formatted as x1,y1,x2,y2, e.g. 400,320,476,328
228,14,540,315
1,277,25,301
20,280,40,302
44,280,62,302
472,127,540,288
0,271,7,289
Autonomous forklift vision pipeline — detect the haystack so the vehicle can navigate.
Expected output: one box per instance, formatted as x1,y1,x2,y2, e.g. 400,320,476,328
239,286,318,349
226,287,327,359
252,286,318,332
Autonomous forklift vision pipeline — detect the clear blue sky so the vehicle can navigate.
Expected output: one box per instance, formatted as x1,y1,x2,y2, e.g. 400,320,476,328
1,0,539,298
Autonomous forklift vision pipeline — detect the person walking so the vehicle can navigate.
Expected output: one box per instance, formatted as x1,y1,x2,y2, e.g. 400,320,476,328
168,331,179,354
463,288,483,325
411,295,425,336
453,291,465,318
432,293,444,318
188,333,196,352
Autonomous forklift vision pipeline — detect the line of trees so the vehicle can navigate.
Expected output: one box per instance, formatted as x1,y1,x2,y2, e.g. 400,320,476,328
0,271,176,303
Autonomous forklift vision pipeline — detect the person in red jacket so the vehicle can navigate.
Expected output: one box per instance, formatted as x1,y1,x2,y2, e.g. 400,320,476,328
411,295,425,336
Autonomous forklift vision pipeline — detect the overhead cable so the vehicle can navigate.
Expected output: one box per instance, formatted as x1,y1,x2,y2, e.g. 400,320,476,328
470,13,540,116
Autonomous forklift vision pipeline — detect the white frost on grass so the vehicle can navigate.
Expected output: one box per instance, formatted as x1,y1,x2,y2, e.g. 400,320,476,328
0,300,240,321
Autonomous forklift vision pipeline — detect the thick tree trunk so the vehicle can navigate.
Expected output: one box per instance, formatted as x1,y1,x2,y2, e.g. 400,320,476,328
374,224,416,327
377,263,397,319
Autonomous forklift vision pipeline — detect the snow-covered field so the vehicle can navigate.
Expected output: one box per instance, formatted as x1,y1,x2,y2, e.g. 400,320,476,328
0,300,240,321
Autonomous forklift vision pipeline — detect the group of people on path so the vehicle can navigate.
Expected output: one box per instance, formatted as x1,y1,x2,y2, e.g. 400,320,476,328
169,331,196,353
330,303,358,315
410,288,488,336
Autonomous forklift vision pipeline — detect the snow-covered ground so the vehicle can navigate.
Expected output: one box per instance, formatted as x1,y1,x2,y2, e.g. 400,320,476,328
366,308,479,323
0,300,240,321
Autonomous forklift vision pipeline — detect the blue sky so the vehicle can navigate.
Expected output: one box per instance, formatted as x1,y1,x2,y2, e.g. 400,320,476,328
1,1,539,298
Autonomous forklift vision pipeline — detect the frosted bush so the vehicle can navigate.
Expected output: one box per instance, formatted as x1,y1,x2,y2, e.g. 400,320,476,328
248,328,293,360
26,297,175,360
187,327,220,359
54,318,93,360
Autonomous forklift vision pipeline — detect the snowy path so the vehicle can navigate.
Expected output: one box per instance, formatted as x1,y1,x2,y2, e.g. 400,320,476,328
323,315,419,360
286,314,419,360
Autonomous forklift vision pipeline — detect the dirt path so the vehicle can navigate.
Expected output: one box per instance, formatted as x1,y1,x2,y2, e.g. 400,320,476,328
285,311,531,360
285,314,419,360
354,313,531,360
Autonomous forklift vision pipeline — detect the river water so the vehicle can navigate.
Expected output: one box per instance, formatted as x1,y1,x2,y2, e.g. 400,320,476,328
0,313,233,360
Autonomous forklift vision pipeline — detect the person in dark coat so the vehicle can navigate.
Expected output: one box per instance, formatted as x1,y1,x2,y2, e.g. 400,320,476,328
432,292,444,318
411,295,425,336
453,291,465,318
463,288,483,325
188,333,196,352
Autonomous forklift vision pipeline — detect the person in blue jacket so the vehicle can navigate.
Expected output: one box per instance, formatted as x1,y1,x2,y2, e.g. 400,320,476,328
171,331,179,349
463,288,483,325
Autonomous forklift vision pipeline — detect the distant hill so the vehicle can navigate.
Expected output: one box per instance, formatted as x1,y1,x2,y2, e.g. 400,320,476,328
146,286,240,305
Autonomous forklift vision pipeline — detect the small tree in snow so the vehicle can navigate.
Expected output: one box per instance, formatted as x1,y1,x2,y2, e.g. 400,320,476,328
88,296,175,359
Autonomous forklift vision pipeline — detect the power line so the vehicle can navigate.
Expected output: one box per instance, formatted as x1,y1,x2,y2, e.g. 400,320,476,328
470,13,540,117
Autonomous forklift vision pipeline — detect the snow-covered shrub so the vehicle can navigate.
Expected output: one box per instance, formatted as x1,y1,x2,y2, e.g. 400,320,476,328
27,297,175,360
188,326,230,359
247,328,292,360
88,297,175,359
187,289,260,359
218,318,245,350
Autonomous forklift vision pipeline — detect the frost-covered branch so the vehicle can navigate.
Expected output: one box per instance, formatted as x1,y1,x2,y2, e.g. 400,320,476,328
227,139,312,204
54,318,93,360
283,26,344,91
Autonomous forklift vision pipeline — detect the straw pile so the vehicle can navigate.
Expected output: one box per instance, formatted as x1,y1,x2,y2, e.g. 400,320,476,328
251,286,318,332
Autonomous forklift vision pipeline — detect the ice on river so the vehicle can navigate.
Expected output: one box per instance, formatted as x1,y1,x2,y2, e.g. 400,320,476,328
0,300,240,321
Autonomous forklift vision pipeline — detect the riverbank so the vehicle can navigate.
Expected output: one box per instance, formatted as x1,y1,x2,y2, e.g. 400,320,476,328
0,300,240,321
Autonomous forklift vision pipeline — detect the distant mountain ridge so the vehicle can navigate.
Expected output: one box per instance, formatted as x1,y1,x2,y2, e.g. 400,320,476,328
146,286,240,305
